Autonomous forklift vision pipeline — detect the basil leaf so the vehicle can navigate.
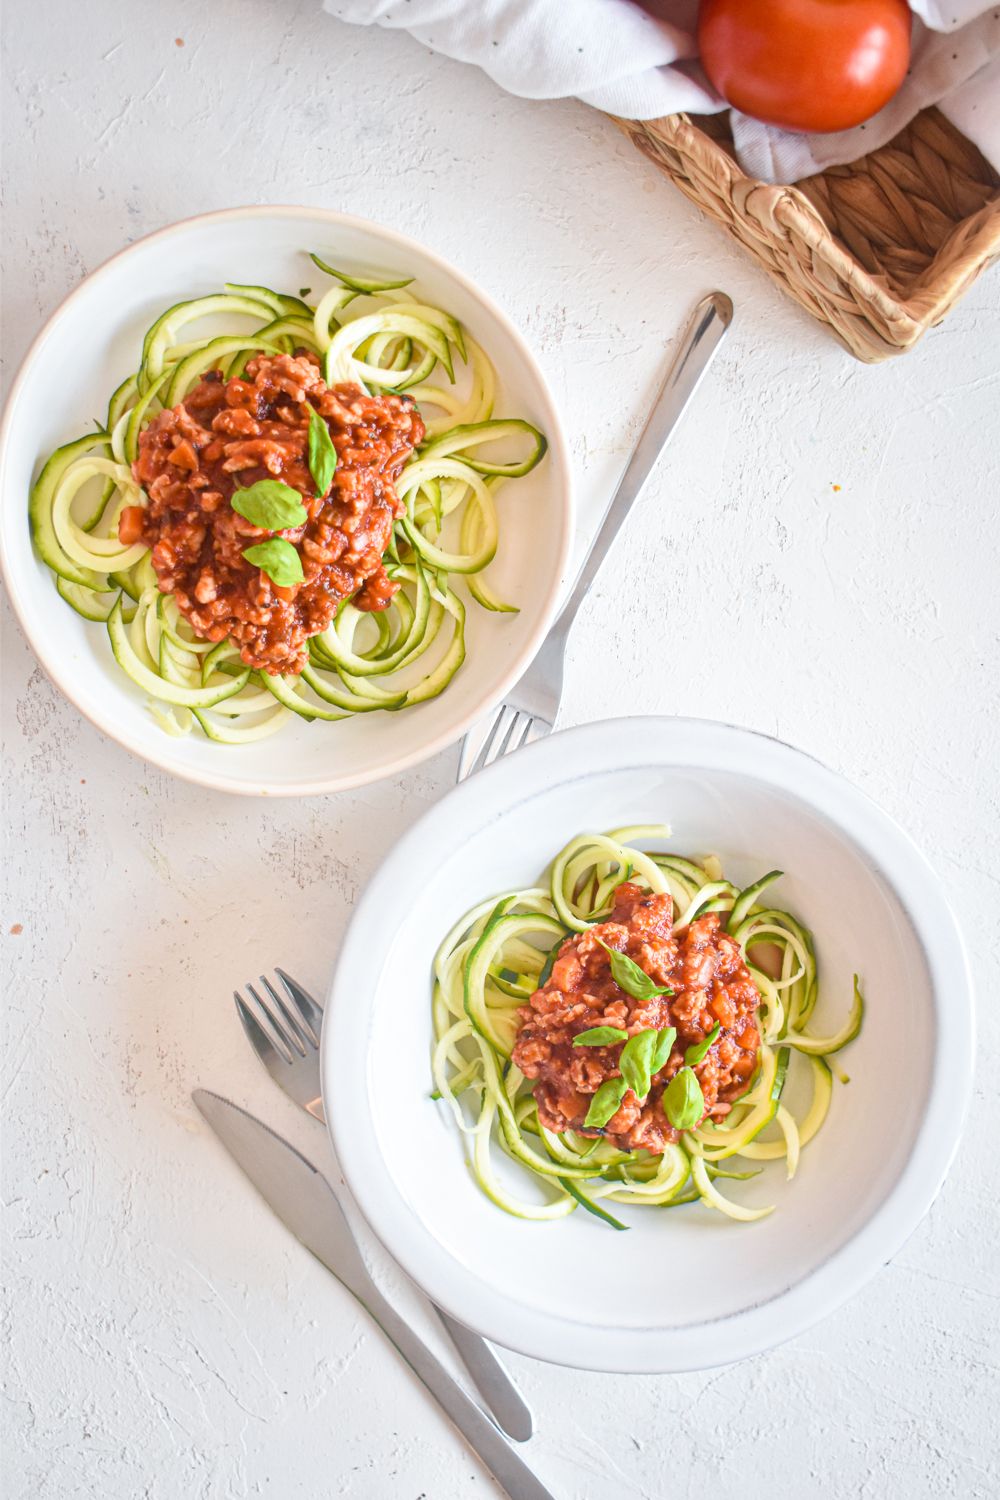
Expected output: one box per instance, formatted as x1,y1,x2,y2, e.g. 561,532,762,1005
651,1026,677,1074
242,538,304,587
663,1067,705,1131
619,1028,657,1102
573,1026,629,1048
231,479,307,531
584,1076,628,1129
596,939,674,1001
307,406,338,498
684,1024,722,1066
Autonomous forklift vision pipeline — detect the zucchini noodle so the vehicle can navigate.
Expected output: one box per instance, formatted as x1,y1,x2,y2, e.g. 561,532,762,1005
30,261,546,743
432,826,864,1229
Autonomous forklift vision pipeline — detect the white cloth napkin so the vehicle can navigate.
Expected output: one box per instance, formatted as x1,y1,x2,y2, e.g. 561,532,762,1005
324,0,1000,182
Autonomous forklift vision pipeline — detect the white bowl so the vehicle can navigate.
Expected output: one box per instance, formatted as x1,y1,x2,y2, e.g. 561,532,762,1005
0,207,572,796
324,717,973,1372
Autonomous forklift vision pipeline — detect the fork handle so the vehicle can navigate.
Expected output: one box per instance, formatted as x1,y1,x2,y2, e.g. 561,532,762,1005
553,291,733,640
349,1279,557,1500
313,1099,532,1440
436,1307,534,1442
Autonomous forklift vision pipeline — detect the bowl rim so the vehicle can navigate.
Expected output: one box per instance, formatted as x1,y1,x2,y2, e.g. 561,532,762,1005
322,714,975,1372
0,204,573,797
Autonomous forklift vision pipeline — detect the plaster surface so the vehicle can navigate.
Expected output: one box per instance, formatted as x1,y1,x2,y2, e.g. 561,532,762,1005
3,4,999,1496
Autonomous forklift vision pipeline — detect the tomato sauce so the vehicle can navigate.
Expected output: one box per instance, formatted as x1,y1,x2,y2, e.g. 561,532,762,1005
128,352,423,675
512,883,762,1152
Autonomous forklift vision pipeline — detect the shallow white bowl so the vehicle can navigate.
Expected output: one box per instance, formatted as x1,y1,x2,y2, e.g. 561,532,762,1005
0,206,571,796
324,717,973,1372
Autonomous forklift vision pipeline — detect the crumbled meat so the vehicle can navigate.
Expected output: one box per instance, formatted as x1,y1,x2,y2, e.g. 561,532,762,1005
512,882,762,1153
128,352,423,674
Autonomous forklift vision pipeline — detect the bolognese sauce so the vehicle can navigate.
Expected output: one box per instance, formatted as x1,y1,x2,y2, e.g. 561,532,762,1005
123,352,423,676
512,882,762,1153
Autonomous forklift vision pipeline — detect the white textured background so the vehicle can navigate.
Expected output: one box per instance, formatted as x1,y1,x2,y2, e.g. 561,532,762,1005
3,2,1000,1497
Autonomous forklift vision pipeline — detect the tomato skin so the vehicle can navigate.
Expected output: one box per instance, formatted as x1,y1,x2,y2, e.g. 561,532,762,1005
698,0,912,135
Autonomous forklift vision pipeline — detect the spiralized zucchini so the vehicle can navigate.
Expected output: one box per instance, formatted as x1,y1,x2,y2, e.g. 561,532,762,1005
29,262,547,743
432,826,864,1229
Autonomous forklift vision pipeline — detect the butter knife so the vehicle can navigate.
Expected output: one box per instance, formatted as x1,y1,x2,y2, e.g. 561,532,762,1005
192,1090,556,1500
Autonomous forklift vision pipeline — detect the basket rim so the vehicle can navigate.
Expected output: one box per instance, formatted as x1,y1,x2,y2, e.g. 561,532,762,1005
619,111,1000,334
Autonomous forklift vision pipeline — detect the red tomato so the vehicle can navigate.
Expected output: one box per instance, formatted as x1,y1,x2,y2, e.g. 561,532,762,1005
697,0,912,134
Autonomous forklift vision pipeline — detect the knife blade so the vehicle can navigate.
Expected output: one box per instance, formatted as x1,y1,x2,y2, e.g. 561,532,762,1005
234,970,532,1441
192,1089,555,1500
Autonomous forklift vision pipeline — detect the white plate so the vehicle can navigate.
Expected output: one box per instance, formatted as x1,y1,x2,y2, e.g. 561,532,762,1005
323,717,974,1372
0,206,572,796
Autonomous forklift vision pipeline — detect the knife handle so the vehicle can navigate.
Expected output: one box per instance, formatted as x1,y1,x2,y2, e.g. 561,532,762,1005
316,1095,531,1441
351,1282,555,1500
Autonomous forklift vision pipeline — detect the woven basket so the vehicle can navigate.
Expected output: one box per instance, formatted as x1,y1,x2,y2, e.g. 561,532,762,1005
615,107,1000,362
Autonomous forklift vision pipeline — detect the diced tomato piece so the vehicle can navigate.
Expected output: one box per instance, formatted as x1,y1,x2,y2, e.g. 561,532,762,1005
117,505,146,545
710,993,736,1028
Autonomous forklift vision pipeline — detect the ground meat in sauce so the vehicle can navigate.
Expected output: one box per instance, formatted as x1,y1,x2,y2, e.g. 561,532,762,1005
512,882,762,1154
125,352,424,675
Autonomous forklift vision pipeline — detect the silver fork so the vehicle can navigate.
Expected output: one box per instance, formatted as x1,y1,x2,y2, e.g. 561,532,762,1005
458,290,733,781
235,968,534,1444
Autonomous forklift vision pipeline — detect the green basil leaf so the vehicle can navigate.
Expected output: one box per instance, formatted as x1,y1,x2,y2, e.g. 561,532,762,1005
663,1067,705,1131
242,537,305,587
583,1076,628,1129
619,1028,657,1102
651,1026,677,1074
596,939,674,1001
684,1023,722,1066
307,406,338,498
231,479,307,531
573,1026,629,1048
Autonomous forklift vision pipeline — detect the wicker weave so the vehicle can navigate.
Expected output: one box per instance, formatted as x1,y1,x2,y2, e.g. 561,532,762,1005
615,107,1000,362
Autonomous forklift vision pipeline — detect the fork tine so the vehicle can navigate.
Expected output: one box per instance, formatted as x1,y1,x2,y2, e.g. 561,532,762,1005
246,980,308,1057
510,713,535,753
480,705,518,767
259,975,316,1053
493,707,523,759
522,717,551,748
273,968,323,1048
458,709,502,781
235,992,295,1066
481,709,531,770
467,711,506,777
461,705,509,786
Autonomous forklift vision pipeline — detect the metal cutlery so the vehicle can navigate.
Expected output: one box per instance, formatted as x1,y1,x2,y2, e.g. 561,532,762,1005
458,289,734,780
193,1090,556,1500
235,967,533,1444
